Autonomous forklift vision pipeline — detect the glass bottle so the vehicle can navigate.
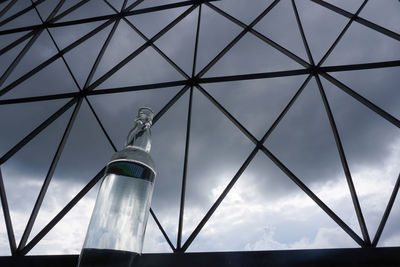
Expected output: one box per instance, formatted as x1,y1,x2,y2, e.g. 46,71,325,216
77,107,156,267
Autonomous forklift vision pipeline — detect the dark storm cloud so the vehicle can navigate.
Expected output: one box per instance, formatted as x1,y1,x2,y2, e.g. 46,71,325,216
0,0,399,253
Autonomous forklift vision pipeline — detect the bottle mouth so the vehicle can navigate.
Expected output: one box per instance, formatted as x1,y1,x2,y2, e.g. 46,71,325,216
136,107,154,125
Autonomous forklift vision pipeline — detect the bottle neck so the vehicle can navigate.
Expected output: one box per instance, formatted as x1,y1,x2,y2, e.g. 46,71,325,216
125,119,151,153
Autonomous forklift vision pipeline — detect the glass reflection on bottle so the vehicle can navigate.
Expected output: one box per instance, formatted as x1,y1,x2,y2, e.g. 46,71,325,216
78,108,156,267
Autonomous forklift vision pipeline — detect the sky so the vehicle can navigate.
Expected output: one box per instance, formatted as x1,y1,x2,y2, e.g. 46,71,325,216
0,0,399,256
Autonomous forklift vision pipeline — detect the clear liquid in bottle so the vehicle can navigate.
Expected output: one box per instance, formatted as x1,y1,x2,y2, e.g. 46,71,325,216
78,108,156,267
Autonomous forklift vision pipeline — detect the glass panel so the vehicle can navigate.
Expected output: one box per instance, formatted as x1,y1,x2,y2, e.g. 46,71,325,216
195,4,242,74
0,1,8,10
378,187,400,247
202,75,307,139
35,0,60,20
127,6,186,39
359,0,400,35
329,67,400,119
142,212,174,253
107,0,125,11
1,105,73,244
48,21,105,50
212,0,274,25
294,0,349,64
204,32,302,77
0,38,29,78
0,31,29,50
0,0,30,19
253,0,308,62
265,77,361,236
323,0,364,13
1,31,58,89
91,19,145,83
53,0,83,17
95,46,185,90
63,24,114,88
324,21,400,66
28,182,100,255
0,8,41,31
188,151,358,252
154,6,198,75
57,0,114,23
87,86,182,149
150,90,189,247
1,58,79,100
0,99,69,156
322,76,400,239
183,88,254,244
0,199,12,255
30,101,115,239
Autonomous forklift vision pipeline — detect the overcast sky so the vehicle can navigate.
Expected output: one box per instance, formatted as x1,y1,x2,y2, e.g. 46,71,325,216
0,0,399,256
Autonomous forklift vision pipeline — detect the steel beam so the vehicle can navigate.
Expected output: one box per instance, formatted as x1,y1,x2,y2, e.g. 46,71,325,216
311,0,400,42
0,168,16,255
2,248,400,267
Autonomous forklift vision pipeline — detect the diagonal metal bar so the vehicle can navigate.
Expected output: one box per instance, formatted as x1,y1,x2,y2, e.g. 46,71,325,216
0,30,35,57
0,0,148,96
181,147,259,252
85,4,197,92
321,72,400,128
259,145,366,247
2,59,398,106
103,0,190,80
46,0,90,23
150,208,176,252
177,86,193,250
291,0,314,65
153,85,190,124
195,84,258,145
191,4,202,78
205,1,310,69
82,14,120,89
0,29,42,88
177,4,202,250
20,167,106,255
0,0,65,89
0,92,79,105
84,97,118,152
373,173,400,247
30,0,118,156
17,98,83,251
319,60,400,72
0,168,17,255
311,0,400,42
317,0,368,67
0,0,217,35
0,0,90,57
197,0,281,78
0,0,17,19
315,74,371,245
195,76,365,249
0,19,114,97
199,69,310,83
183,78,366,250
0,0,45,28
260,74,312,143
0,98,77,165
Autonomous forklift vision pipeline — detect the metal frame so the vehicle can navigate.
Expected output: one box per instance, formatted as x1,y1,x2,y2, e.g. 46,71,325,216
0,0,398,258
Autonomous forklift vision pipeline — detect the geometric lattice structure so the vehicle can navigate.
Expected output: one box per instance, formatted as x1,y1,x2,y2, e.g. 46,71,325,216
0,0,399,258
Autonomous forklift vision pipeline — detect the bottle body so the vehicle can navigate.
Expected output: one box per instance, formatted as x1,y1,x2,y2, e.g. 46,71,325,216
78,107,156,267
78,149,155,267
